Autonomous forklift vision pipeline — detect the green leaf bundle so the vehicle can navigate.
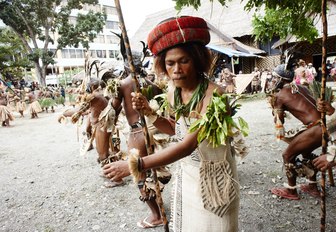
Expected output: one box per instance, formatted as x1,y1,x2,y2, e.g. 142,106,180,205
189,91,249,147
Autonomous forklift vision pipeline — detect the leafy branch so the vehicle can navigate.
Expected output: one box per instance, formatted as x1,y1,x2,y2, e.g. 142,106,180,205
189,90,249,147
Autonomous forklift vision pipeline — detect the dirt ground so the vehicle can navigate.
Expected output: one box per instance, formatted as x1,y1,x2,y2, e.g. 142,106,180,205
1,97,335,232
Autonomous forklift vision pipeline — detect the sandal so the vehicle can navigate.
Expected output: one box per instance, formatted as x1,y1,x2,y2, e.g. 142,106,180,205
300,184,321,198
137,217,163,229
270,187,300,200
103,180,124,188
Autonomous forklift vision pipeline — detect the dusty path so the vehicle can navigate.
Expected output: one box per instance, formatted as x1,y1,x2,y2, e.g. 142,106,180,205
0,99,335,232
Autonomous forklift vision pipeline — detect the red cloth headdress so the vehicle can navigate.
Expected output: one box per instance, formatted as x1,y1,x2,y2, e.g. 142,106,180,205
147,16,210,55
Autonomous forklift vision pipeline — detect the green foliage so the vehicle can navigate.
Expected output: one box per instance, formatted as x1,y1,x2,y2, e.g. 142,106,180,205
189,91,249,147
57,10,106,50
0,28,33,79
251,4,319,43
309,80,334,103
0,0,106,85
174,0,228,10
245,0,322,42
154,93,169,114
173,0,325,43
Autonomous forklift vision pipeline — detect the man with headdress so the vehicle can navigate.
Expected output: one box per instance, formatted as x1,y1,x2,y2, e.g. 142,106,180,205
58,78,125,187
269,64,322,200
102,50,170,228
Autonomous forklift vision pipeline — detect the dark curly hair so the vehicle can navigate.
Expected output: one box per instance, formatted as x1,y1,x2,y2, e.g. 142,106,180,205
153,42,212,77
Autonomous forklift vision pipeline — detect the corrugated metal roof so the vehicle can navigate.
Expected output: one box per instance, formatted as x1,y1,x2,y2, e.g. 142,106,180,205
207,44,263,57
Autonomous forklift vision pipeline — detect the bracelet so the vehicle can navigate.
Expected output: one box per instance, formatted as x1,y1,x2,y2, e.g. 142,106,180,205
137,157,144,172
326,153,336,162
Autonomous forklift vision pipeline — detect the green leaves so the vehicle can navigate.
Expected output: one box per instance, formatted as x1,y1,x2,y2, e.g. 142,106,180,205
189,90,249,147
173,0,324,45
0,0,106,85
174,0,228,10
174,77,209,120
252,5,319,43
308,80,334,103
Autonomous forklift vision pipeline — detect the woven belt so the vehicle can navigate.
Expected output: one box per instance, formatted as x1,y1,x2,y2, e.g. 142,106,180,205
307,119,321,129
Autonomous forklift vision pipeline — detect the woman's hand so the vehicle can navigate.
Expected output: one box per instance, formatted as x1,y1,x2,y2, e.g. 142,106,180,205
102,160,130,181
131,92,153,116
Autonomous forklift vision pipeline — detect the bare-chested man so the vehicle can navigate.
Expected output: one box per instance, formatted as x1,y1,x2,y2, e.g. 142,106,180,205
103,73,166,228
269,64,322,200
313,99,336,171
0,90,14,126
59,78,124,187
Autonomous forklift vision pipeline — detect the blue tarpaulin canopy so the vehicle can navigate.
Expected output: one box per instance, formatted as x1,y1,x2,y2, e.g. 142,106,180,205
206,44,261,57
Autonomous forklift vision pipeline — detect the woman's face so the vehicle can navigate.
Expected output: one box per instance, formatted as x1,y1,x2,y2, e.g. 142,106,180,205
164,47,197,88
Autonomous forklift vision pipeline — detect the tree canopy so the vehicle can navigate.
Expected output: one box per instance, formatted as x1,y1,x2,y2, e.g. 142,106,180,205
0,28,33,81
0,0,106,86
174,0,334,43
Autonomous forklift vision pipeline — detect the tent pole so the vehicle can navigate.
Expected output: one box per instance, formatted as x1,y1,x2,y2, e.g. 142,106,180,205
231,57,235,73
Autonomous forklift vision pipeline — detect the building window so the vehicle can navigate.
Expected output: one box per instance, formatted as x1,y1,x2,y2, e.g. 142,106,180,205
103,5,117,16
83,4,101,12
108,50,121,59
106,20,119,30
76,49,84,58
258,37,281,55
109,50,115,58
106,35,120,44
69,49,76,58
94,35,105,43
96,50,106,58
62,49,70,59
90,50,97,58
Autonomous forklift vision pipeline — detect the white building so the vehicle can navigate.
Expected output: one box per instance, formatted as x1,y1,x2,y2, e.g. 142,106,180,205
44,0,122,84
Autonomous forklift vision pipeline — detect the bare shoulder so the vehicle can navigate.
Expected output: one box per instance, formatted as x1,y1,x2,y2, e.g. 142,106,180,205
208,81,225,95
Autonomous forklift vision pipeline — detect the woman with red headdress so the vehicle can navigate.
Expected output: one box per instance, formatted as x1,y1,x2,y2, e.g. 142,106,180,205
128,16,249,231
